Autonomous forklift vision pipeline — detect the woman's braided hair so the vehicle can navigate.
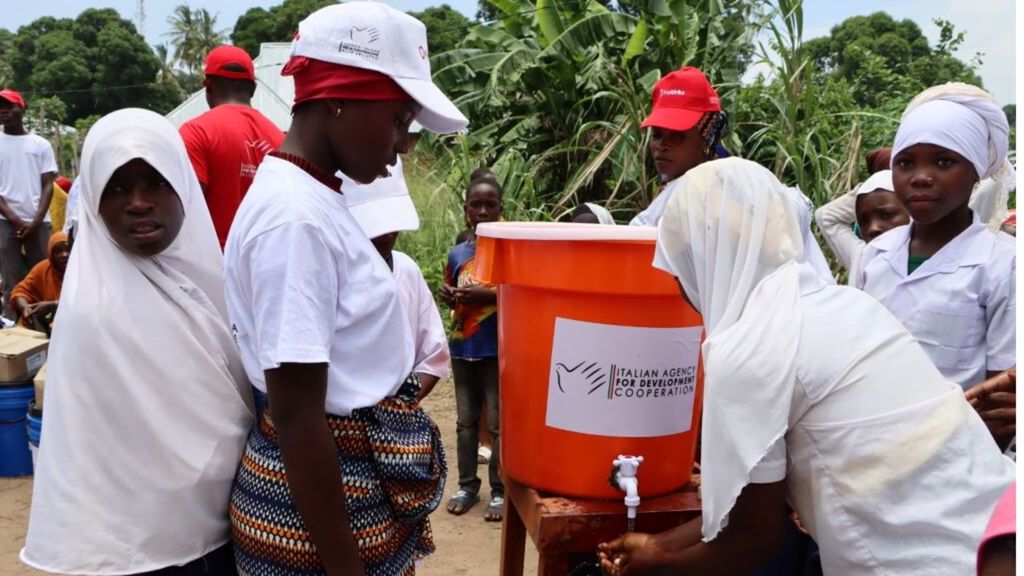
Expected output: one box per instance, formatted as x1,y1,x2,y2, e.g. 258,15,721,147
695,110,728,156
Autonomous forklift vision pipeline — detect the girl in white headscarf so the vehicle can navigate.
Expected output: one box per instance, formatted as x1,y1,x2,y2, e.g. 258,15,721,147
855,83,1015,394
814,169,909,283
21,108,254,575
597,157,1012,576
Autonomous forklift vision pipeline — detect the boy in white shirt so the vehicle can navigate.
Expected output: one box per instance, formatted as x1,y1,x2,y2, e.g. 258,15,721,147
341,157,450,400
0,89,56,319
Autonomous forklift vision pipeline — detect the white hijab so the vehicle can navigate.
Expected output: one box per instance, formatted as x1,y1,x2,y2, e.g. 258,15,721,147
893,83,1014,230
23,109,254,574
653,157,807,541
583,202,616,225
855,170,895,196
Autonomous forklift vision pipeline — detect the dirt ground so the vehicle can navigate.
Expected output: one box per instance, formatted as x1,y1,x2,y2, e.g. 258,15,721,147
0,380,538,575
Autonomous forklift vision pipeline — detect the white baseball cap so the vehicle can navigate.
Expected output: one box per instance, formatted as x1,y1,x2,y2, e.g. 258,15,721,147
341,157,420,239
289,1,469,134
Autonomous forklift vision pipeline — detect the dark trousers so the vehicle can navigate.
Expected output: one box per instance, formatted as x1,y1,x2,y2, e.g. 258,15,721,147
0,220,50,320
137,543,236,576
452,356,503,497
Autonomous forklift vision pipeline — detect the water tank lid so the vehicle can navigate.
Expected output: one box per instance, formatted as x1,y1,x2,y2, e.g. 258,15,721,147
476,222,656,242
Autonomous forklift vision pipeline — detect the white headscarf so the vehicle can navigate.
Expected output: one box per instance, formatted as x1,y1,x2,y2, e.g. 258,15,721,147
855,170,895,196
893,83,1014,230
781,186,835,283
583,202,616,225
653,157,813,541
22,109,254,574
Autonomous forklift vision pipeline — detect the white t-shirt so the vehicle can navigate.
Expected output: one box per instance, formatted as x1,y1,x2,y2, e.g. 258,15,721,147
855,217,1016,389
224,156,414,416
747,282,1013,575
0,132,56,222
392,251,449,380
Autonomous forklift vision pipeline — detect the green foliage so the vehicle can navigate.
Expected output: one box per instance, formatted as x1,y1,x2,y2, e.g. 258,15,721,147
423,0,763,221
165,6,226,76
408,0,994,282
1,9,181,122
231,0,336,57
0,29,14,85
801,11,981,108
409,5,474,56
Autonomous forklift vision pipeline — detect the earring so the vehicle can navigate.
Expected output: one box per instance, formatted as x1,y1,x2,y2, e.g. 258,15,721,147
335,108,342,118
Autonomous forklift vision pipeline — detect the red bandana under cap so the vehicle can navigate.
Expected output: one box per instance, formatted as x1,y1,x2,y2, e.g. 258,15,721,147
282,57,410,109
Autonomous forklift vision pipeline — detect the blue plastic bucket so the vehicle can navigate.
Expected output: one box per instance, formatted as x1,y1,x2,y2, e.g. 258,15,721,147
0,381,34,476
27,400,41,471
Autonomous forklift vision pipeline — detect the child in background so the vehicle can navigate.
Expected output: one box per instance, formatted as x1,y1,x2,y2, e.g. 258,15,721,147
22,108,254,575
571,202,615,224
11,231,70,334
856,83,1015,392
454,167,498,244
815,169,909,283
441,178,504,521
342,157,450,401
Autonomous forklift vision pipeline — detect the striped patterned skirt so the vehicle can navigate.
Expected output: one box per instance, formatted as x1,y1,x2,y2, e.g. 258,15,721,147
230,376,446,576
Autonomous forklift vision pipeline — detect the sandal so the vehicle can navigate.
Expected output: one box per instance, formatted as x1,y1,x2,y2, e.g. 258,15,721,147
446,490,480,515
484,495,504,522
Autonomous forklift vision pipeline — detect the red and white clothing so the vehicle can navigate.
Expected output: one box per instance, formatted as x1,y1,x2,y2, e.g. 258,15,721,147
0,132,57,222
180,104,284,247
392,250,449,380
224,155,414,416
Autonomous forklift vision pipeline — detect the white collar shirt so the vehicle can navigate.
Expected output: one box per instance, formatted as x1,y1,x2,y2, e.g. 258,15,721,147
856,216,1016,389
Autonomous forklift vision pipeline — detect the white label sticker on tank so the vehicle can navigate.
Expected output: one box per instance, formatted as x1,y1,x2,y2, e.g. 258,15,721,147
546,318,702,438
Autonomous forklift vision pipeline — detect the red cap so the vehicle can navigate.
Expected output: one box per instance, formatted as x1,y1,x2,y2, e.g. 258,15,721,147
0,89,25,109
203,46,255,80
641,67,720,132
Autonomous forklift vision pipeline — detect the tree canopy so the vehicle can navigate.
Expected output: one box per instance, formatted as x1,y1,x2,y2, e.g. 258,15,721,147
231,0,336,57
802,12,981,109
165,6,227,76
0,9,180,122
409,5,474,56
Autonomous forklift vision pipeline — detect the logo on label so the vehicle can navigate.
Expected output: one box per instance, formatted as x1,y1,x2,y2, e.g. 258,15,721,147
554,361,608,396
660,89,686,97
350,26,381,43
546,318,702,438
338,26,382,60
418,45,428,59
241,139,275,178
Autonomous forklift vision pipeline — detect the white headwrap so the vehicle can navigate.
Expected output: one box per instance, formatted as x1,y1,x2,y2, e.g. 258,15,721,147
855,170,895,197
653,157,815,541
23,109,254,573
782,186,835,283
583,202,616,225
893,83,1014,230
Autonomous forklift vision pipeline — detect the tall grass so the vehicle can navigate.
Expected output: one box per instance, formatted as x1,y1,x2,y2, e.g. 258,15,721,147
396,153,464,294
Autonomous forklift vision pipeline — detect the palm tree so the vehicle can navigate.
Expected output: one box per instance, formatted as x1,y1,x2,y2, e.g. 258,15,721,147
154,44,180,86
165,5,225,76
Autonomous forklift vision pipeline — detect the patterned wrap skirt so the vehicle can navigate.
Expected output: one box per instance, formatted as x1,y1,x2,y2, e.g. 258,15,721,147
230,376,446,576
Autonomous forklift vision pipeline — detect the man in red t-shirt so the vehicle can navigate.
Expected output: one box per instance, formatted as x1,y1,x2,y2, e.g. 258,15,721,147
180,45,285,248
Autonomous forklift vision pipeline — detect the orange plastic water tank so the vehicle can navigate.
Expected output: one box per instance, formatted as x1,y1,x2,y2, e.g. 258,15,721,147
474,222,704,499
